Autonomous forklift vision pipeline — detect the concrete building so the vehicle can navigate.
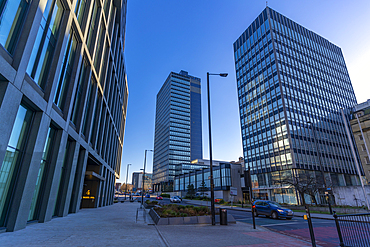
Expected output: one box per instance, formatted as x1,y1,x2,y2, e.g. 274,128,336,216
350,99,370,183
0,0,128,231
234,7,359,204
153,70,202,191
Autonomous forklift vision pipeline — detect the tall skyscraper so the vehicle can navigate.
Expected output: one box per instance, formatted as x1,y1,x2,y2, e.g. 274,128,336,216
0,0,128,231
153,71,202,191
234,7,358,204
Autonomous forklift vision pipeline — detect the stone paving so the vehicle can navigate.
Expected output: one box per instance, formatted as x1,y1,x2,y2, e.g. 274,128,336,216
0,201,315,247
0,202,165,247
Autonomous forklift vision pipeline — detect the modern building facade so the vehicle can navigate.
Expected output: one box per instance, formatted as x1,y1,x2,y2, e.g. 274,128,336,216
0,0,128,231
132,172,142,191
234,7,359,204
350,99,370,184
174,160,243,202
153,70,202,191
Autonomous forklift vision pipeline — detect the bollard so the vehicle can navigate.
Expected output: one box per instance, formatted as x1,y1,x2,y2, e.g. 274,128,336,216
333,211,345,247
305,205,316,247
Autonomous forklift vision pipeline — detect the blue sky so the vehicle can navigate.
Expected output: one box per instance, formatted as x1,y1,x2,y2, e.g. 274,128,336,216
118,0,370,184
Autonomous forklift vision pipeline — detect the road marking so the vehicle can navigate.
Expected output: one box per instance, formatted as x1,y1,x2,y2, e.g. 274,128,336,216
261,222,304,227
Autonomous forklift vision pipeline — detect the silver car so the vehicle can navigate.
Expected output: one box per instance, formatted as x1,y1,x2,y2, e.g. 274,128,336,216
170,196,181,203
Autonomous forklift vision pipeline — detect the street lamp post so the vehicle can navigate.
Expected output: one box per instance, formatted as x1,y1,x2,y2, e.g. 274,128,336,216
125,164,131,200
141,149,153,209
207,72,228,225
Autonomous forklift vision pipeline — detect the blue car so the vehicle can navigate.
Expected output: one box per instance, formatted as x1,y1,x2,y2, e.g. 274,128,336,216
252,200,294,219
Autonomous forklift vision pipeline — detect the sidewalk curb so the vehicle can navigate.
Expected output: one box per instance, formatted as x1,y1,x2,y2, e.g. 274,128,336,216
154,225,170,247
183,200,334,220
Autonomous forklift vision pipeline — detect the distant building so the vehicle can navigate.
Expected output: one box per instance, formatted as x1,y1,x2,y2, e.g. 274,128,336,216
350,99,370,183
230,157,245,170
144,173,153,192
153,70,202,191
115,183,122,191
234,7,359,204
174,160,243,202
132,172,143,190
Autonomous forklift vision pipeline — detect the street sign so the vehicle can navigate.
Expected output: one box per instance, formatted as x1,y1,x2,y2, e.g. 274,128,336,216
230,187,237,196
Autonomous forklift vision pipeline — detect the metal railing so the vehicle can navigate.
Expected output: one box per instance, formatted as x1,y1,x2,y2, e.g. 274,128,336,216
333,211,370,247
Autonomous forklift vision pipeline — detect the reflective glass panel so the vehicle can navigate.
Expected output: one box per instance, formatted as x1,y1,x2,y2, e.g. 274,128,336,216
0,0,31,54
0,104,33,226
26,0,63,89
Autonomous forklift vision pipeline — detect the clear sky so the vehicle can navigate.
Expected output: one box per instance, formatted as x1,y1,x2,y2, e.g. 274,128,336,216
118,0,370,184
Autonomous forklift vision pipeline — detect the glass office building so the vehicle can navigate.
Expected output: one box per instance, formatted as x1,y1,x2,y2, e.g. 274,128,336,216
153,71,202,191
234,7,359,204
0,0,128,231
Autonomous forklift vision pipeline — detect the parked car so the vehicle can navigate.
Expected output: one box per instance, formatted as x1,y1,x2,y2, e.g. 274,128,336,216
145,194,150,198
170,196,181,203
156,196,163,200
252,200,294,219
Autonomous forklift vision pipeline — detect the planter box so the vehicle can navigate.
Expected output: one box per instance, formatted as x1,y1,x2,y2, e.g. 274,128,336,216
183,216,198,224
197,215,212,224
149,208,236,225
143,202,157,209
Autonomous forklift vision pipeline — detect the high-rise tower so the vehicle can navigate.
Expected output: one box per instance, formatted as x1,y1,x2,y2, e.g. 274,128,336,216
234,7,358,204
0,0,128,231
153,71,202,191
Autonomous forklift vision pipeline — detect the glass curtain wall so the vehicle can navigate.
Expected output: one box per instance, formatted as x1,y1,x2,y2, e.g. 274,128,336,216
0,105,33,226
71,59,89,126
0,0,32,54
26,0,63,90
54,30,78,110
28,127,56,221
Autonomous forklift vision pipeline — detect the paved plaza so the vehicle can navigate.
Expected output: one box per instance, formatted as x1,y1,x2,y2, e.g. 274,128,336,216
0,202,314,246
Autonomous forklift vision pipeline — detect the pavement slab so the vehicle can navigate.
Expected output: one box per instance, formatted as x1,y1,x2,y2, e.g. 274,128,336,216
0,202,165,247
156,222,312,247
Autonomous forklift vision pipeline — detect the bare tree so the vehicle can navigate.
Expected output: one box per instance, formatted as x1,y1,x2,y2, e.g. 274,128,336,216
278,170,324,206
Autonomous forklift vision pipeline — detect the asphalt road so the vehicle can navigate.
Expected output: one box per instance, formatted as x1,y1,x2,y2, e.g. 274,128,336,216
147,197,340,247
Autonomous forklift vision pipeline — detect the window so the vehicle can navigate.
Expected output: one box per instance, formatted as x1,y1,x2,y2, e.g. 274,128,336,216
26,0,63,89
28,126,56,221
86,0,99,55
365,156,370,165
0,0,31,54
54,30,78,110
74,0,87,27
359,135,364,141
0,104,33,226
71,59,88,126
362,144,366,152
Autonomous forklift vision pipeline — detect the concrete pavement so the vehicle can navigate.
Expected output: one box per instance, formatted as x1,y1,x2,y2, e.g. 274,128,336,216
0,200,315,247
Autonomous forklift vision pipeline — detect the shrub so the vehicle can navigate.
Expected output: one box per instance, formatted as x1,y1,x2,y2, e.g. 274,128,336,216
160,193,170,198
154,204,210,217
146,200,158,205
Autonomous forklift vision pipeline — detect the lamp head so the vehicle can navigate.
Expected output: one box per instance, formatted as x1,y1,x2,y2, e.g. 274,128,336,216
219,73,228,77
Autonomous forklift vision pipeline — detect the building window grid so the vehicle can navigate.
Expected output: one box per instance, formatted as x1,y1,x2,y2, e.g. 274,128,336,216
236,8,356,175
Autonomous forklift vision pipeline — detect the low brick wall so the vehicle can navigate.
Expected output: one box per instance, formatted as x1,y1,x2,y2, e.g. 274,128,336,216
149,208,236,225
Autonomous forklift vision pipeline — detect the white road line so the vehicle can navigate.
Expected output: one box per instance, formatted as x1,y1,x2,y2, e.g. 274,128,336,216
261,222,304,227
